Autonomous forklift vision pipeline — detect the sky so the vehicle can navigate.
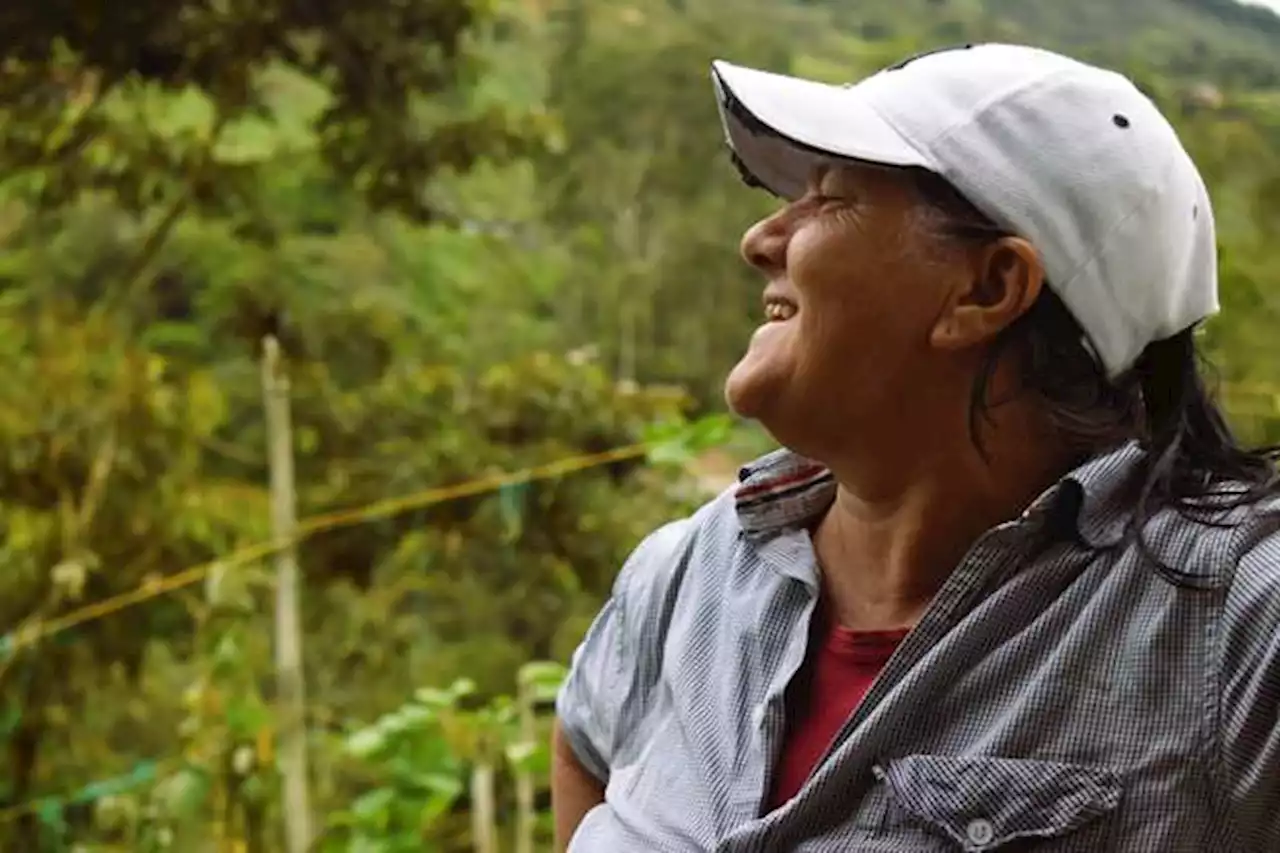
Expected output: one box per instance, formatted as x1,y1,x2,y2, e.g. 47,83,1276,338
1238,0,1280,13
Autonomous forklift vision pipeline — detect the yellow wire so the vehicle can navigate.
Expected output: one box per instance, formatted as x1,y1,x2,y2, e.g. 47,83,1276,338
5,442,650,655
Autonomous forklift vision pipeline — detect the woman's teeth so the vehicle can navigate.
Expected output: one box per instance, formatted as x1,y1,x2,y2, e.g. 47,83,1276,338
765,302,797,322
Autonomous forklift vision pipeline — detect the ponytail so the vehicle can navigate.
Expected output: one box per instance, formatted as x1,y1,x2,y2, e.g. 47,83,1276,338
1131,329,1280,582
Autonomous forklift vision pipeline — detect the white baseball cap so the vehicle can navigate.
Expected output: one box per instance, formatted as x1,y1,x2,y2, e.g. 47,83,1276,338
711,44,1219,378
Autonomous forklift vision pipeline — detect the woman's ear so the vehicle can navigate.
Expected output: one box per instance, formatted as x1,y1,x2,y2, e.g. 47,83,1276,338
930,236,1045,350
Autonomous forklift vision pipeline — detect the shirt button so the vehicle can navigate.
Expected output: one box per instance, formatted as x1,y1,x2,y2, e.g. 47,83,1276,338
966,818,995,846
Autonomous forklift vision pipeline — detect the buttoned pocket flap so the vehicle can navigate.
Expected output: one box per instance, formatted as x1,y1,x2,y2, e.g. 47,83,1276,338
874,755,1122,851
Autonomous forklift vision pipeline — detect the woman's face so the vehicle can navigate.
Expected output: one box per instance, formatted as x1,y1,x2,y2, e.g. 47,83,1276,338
725,162,973,457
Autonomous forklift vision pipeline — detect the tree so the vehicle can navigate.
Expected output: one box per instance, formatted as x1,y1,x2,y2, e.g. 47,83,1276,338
0,0,541,223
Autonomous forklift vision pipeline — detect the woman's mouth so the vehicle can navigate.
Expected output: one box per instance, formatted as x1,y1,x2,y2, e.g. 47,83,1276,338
763,297,798,323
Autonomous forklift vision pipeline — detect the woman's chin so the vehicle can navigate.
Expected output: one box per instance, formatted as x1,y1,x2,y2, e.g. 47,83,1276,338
723,359,783,421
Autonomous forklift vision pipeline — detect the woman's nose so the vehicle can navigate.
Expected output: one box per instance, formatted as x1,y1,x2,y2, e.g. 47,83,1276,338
739,209,789,275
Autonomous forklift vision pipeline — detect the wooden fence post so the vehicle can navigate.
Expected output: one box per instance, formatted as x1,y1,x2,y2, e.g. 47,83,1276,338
261,335,313,853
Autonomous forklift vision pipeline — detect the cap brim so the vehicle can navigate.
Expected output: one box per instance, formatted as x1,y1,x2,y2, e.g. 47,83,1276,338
711,60,931,199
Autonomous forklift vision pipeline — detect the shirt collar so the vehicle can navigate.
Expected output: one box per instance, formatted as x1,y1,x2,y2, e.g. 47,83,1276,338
733,448,835,540
734,441,1145,548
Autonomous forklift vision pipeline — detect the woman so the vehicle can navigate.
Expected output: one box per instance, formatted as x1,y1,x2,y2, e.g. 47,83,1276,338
553,43,1280,852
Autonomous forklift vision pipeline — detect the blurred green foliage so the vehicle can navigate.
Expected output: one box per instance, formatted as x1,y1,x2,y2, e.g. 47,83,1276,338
325,662,566,852
0,0,1277,850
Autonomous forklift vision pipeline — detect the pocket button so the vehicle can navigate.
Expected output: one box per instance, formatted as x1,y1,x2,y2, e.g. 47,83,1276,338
966,818,995,846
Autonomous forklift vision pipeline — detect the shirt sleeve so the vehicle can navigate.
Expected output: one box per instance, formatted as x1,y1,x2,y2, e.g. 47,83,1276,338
1220,526,1280,847
555,518,692,783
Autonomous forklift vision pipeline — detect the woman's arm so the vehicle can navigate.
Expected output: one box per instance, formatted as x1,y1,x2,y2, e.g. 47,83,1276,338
551,720,605,852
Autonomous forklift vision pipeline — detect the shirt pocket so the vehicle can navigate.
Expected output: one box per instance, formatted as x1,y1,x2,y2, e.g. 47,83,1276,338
873,754,1123,851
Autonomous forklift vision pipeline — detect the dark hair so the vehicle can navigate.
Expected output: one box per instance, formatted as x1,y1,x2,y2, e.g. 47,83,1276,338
908,169,1280,579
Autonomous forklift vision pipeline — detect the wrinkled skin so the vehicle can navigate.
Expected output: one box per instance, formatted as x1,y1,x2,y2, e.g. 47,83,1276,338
726,162,1040,465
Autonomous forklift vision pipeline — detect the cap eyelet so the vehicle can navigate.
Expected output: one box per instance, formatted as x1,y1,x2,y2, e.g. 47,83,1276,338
1113,114,1131,129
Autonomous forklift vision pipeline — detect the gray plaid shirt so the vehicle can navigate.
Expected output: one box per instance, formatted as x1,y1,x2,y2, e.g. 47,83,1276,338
557,442,1280,851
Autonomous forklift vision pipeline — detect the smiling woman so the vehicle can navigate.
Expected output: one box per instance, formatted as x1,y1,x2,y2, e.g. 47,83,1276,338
553,42,1280,853
722,161,1022,465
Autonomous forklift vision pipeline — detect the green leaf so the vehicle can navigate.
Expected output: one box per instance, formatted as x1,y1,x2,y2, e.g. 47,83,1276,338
351,787,396,827
417,788,464,829
70,761,157,804
687,414,735,451
225,697,270,738
518,660,567,703
351,835,390,853
0,702,21,736
411,771,464,799
504,739,551,776
140,321,206,352
345,726,388,759
389,703,434,732
36,798,65,832
155,766,210,817
412,687,455,709
641,415,734,467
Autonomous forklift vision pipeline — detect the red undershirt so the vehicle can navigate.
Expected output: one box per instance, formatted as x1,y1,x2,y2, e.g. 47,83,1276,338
767,606,910,810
